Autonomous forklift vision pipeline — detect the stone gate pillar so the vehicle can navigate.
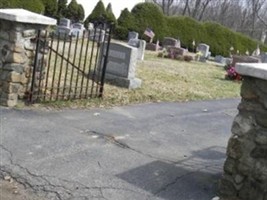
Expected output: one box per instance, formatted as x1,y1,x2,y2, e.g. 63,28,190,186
219,63,267,200
0,9,56,107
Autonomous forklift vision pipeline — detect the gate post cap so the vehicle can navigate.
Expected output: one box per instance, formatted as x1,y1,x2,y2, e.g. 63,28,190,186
236,63,267,80
0,9,57,25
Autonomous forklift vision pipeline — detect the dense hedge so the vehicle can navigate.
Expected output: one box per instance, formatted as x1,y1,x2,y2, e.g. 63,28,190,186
0,0,45,13
115,2,267,57
131,3,166,41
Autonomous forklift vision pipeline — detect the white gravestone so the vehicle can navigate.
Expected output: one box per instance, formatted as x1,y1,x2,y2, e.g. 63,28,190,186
128,39,146,61
197,43,210,58
128,31,139,41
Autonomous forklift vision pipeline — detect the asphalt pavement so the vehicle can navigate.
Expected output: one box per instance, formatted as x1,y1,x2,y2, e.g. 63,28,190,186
0,98,240,200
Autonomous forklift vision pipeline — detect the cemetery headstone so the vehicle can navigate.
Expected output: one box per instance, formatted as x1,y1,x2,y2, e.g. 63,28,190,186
128,39,146,61
128,38,140,48
215,55,226,65
261,53,267,63
162,37,180,48
89,28,105,43
197,43,210,57
88,22,94,30
56,18,71,37
146,42,160,51
225,58,232,65
59,18,71,28
98,42,142,89
197,43,210,62
127,31,139,41
138,40,146,61
167,47,187,57
232,55,261,66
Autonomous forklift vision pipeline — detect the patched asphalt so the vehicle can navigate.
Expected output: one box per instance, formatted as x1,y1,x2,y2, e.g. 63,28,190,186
0,98,240,200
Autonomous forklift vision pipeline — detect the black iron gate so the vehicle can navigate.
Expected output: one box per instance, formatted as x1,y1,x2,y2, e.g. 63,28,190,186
28,23,112,103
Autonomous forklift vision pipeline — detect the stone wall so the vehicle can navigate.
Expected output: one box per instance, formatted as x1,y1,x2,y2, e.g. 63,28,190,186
219,63,267,200
0,9,56,107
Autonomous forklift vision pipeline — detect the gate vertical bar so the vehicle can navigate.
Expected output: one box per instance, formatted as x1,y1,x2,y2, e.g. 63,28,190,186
79,31,90,98
44,32,55,101
29,30,41,103
99,24,112,97
85,28,97,98
56,32,68,100
62,36,73,99
50,33,61,100
37,30,48,101
74,32,84,99
68,33,79,99
94,25,105,96
90,28,103,97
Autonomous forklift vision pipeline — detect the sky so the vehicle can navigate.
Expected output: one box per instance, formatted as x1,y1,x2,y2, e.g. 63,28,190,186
69,0,145,18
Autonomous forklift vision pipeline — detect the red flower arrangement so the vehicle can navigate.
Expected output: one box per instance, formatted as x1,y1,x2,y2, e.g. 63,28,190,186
225,65,242,81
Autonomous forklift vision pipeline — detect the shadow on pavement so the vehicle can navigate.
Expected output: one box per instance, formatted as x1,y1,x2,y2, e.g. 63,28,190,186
116,146,225,200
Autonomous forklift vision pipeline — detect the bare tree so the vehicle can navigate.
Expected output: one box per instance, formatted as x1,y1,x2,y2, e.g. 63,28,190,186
149,0,267,42
152,0,174,15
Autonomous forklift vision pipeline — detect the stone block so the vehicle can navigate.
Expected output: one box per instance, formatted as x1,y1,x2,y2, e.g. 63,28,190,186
23,66,32,78
3,63,24,74
219,175,237,197
255,113,267,128
9,30,24,42
23,29,36,37
251,147,267,159
231,114,256,136
8,71,22,83
20,74,28,84
1,92,18,101
255,79,267,94
4,51,27,64
0,30,9,40
0,99,17,107
234,174,245,184
240,77,258,100
255,130,267,145
24,40,35,51
0,71,9,81
238,182,251,199
2,82,20,93
237,159,254,176
227,137,243,159
224,157,237,175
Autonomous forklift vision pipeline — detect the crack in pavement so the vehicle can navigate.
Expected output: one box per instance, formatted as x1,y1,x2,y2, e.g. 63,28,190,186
83,130,176,164
0,144,104,200
0,143,148,200
153,163,222,197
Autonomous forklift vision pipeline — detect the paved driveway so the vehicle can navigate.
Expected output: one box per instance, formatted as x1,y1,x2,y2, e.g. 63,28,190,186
0,99,240,200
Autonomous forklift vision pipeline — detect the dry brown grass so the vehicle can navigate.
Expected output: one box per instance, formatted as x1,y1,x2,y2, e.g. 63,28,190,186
39,50,241,108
